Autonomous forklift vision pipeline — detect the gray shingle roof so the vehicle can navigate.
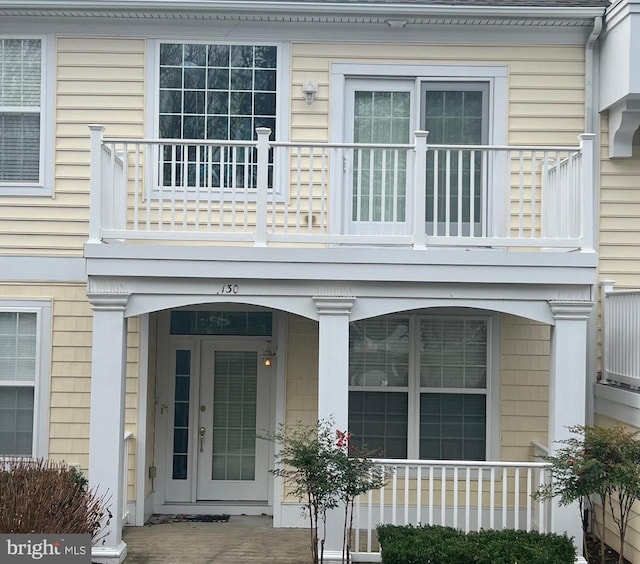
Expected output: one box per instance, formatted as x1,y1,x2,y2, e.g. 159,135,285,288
245,0,607,6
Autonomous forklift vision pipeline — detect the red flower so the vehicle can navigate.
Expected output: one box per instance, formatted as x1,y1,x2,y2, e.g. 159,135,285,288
336,430,352,448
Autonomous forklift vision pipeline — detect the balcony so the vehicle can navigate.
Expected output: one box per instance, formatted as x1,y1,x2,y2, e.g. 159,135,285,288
88,126,595,252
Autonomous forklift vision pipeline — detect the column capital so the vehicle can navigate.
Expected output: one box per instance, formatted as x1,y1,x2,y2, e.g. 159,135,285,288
313,296,355,316
87,278,130,311
313,287,355,316
549,300,593,321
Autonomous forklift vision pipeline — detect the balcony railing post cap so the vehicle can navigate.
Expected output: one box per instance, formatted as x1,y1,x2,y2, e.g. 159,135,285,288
414,130,429,139
88,124,105,132
255,127,272,135
579,132,596,141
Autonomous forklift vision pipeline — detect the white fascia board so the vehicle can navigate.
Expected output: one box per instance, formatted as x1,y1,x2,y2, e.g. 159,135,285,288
0,0,605,20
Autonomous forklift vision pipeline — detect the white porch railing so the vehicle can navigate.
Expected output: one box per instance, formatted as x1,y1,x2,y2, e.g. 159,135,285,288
122,431,134,525
351,459,552,561
601,280,640,387
88,125,594,251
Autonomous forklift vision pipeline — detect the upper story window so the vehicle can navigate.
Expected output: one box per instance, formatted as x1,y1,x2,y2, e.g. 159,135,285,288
0,38,44,191
157,42,278,190
0,301,51,457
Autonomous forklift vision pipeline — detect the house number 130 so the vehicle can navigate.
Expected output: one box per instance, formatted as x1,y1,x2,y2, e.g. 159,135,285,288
218,284,239,295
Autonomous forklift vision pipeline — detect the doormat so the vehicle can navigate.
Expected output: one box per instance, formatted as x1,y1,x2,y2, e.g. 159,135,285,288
147,514,230,525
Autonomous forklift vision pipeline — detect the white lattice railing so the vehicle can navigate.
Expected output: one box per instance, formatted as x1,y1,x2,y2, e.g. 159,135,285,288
602,280,640,387
88,125,594,251
351,459,552,561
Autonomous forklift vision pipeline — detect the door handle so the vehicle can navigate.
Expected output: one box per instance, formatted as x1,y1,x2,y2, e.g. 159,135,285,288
199,426,206,453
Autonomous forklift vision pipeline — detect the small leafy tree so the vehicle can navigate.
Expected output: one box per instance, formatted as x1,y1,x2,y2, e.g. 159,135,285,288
264,419,387,564
536,425,640,564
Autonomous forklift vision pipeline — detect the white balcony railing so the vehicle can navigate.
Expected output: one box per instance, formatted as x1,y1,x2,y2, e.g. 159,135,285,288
88,125,595,251
122,431,134,525
602,281,640,387
351,459,552,560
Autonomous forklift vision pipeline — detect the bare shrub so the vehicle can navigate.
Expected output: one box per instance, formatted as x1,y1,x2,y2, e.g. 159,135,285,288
0,458,112,544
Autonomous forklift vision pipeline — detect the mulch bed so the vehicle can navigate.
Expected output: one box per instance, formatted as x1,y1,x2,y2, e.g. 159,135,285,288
584,534,631,564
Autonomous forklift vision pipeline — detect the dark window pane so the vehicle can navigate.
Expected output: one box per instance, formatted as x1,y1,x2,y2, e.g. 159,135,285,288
174,403,189,427
184,44,206,66
230,91,252,116
184,90,205,115
172,455,187,480
230,69,253,90
230,117,252,140
175,350,191,375
208,68,229,90
208,45,229,67
183,116,205,139
230,45,253,67
254,46,277,69
173,429,189,454
348,391,408,459
159,90,182,114
208,91,229,115
254,92,276,116
160,67,182,89
184,68,206,89
159,115,181,138
255,70,276,91
207,116,229,140
160,44,183,66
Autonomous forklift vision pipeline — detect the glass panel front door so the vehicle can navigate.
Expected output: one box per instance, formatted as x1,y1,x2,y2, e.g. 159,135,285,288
197,342,270,501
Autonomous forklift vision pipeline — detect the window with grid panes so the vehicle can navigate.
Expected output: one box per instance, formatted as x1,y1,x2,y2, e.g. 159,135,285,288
0,38,42,185
158,43,277,190
348,315,488,460
0,311,37,455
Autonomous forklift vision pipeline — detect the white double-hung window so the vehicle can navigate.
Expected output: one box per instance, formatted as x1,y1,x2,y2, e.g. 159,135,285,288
0,38,48,193
0,301,51,457
155,42,281,192
348,314,495,461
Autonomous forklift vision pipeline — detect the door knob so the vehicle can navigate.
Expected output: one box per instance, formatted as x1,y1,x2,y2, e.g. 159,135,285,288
199,426,206,452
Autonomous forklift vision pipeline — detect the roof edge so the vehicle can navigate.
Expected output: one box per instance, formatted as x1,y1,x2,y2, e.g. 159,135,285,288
0,0,607,20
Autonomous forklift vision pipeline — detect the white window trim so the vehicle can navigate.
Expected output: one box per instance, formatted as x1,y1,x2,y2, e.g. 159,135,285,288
329,63,508,237
0,299,51,458
349,311,500,461
0,35,54,197
145,39,290,202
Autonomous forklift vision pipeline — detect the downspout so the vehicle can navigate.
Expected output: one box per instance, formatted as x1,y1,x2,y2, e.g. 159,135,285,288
585,16,603,133
584,15,603,429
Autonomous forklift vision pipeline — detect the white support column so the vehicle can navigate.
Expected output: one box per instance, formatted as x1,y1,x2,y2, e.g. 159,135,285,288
313,292,355,562
88,291,130,564
548,300,593,563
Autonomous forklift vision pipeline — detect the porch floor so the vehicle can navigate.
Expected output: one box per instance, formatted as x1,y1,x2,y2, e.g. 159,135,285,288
122,515,311,563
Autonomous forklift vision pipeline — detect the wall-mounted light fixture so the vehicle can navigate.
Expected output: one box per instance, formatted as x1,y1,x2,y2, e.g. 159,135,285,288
262,343,276,367
302,81,319,105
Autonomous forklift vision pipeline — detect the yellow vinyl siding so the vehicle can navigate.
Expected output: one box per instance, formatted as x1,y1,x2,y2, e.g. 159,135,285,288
599,113,640,289
499,314,549,461
290,43,585,146
0,37,145,256
593,414,640,564
0,283,140,502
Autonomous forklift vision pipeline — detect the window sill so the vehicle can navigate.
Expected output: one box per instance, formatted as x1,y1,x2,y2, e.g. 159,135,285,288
0,185,52,197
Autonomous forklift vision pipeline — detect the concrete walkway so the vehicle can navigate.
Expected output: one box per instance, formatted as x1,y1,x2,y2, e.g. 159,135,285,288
123,515,312,563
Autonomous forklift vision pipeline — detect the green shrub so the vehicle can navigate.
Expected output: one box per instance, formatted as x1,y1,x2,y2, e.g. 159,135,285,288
377,525,575,564
0,458,111,543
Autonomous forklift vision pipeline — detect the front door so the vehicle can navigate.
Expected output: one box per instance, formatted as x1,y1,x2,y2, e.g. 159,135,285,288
196,341,270,501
